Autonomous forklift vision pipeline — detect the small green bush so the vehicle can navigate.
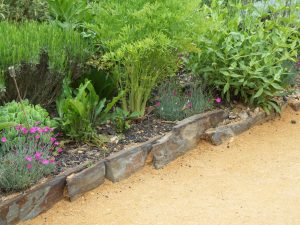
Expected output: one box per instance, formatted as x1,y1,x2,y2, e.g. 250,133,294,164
0,0,49,21
0,100,56,141
188,1,300,113
56,78,122,143
0,126,61,192
88,0,206,116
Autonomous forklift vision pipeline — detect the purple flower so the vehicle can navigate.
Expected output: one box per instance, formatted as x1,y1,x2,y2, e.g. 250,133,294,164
35,135,40,139
215,97,222,104
34,151,42,160
26,164,32,170
57,148,63,153
25,155,32,162
1,137,7,143
41,159,49,165
50,137,56,143
54,141,59,146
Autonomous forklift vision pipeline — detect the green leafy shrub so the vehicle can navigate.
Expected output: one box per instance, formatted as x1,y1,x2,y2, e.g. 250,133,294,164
155,83,213,121
188,1,300,113
47,0,93,29
88,0,206,116
0,100,56,142
112,108,140,133
0,21,90,105
0,125,61,192
0,0,49,21
56,78,122,143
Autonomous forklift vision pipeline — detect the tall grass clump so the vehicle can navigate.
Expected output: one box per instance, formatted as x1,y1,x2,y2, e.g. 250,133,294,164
0,21,90,105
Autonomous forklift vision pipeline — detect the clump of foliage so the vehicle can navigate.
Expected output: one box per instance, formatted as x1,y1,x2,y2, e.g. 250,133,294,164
47,0,93,28
88,0,206,116
0,0,49,21
187,0,300,113
56,78,122,144
0,125,61,192
0,21,90,105
112,108,140,133
155,82,213,121
0,100,56,141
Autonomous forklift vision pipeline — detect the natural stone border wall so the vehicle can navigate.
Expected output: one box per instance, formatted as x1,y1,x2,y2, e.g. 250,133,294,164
0,107,279,225
0,164,87,225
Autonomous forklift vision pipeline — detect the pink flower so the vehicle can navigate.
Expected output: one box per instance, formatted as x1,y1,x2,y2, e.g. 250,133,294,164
215,97,222,104
49,158,55,164
1,137,7,143
34,151,42,160
35,135,40,139
155,101,161,107
26,164,32,170
21,127,28,134
57,148,63,153
37,127,44,133
41,159,49,165
296,61,300,69
30,127,38,134
43,126,51,133
25,155,32,162
54,141,59,146
50,137,56,143
15,124,22,131
186,102,192,109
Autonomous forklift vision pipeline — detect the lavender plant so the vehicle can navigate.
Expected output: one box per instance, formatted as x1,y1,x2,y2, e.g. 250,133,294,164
0,125,62,192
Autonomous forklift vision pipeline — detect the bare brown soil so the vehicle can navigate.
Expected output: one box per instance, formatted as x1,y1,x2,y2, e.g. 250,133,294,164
22,107,300,225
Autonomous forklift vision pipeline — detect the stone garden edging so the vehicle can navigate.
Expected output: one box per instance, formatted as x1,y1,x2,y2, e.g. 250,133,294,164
0,107,280,225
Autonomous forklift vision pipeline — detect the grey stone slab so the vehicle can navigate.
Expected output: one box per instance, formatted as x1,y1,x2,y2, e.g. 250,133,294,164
105,138,157,182
152,110,227,169
65,160,105,201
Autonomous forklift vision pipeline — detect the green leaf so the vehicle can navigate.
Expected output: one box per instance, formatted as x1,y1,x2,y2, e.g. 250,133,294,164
253,87,264,99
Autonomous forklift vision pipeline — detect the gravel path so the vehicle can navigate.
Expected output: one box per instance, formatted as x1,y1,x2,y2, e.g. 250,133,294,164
22,107,300,225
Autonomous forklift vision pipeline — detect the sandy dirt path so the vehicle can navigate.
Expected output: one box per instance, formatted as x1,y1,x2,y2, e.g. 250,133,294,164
22,107,300,225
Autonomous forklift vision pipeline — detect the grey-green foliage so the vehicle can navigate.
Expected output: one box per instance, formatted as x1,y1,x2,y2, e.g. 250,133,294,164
0,0,49,21
0,130,55,192
156,83,213,121
88,0,207,116
188,0,300,113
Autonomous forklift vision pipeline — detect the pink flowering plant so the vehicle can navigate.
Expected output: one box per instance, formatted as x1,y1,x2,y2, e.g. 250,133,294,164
0,125,62,192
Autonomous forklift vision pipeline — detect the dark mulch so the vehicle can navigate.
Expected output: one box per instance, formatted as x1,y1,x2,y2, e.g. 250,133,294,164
55,114,175,172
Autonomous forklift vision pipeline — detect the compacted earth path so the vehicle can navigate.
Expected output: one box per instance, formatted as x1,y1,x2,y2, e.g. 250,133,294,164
23,107,300,225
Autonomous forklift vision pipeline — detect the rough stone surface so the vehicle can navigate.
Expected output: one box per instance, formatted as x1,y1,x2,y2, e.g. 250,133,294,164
152,110,228,169
289,99,300,111
204,111,267,145
105,138,158,182
65,160,105,201
0,165,86,225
